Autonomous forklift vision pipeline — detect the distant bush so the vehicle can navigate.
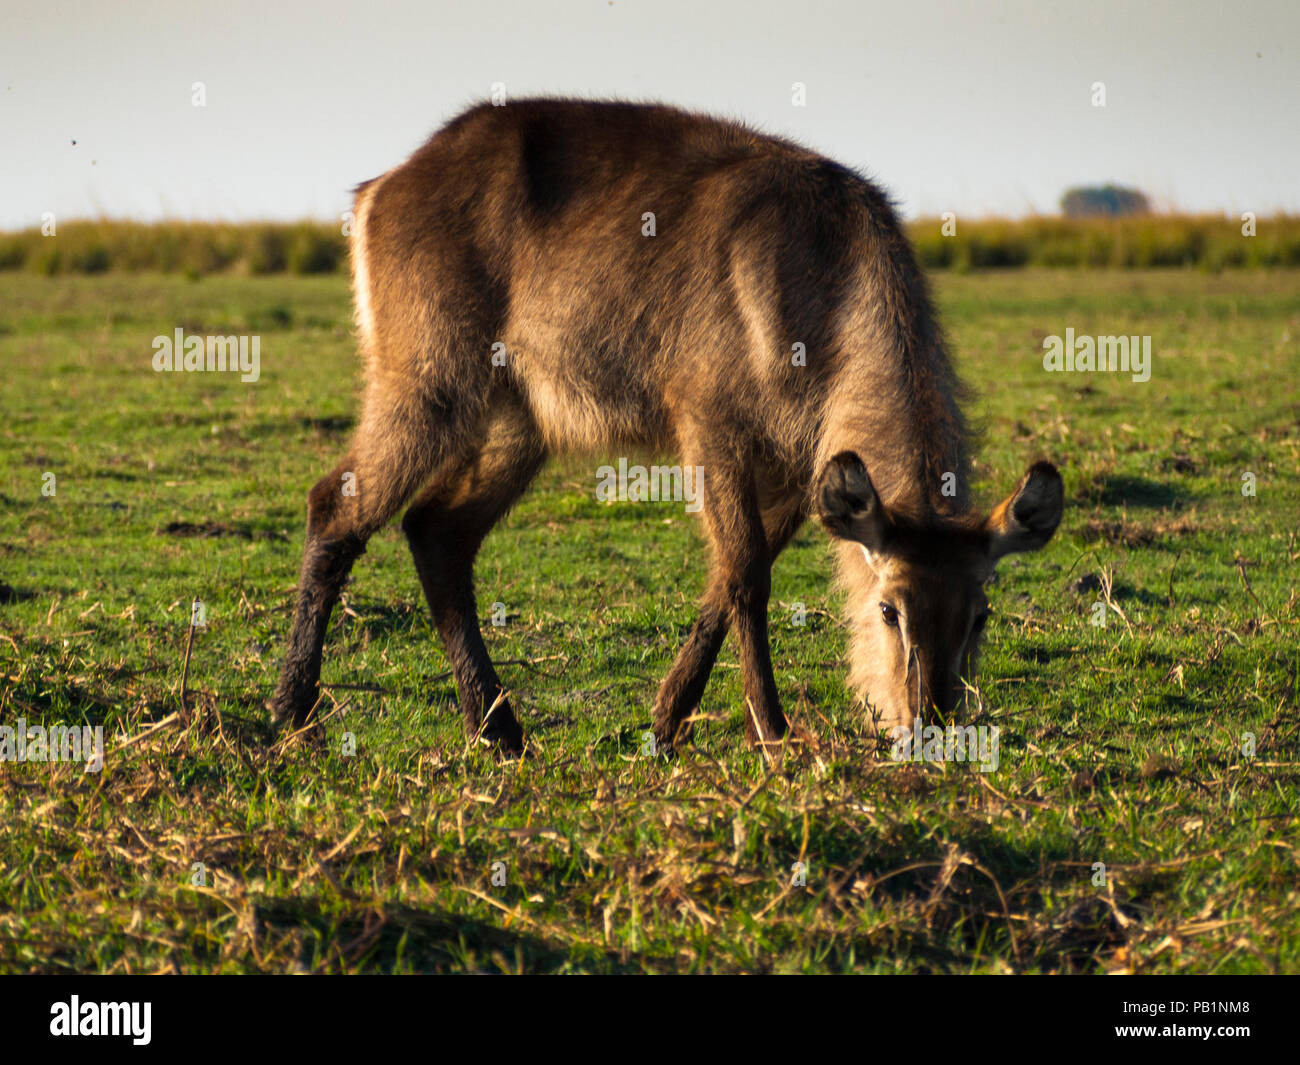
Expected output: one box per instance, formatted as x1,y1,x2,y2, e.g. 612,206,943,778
288,224,343,274
70,243,111,274
0,238,27,269
1061,184,1151,218
961,224,1032,269
35,246,62,276
248,226,291,274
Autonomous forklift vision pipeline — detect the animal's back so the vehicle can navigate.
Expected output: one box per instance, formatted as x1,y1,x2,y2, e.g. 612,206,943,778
354,99,967,510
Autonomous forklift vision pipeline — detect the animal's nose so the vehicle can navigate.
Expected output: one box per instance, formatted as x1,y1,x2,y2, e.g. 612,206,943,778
917,667,957,716
908,649,958,719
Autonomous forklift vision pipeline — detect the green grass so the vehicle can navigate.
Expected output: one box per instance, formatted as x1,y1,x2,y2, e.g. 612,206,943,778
0,269,1297,973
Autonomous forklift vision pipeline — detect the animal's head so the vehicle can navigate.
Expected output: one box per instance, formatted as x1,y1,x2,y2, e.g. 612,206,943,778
814,451,1063,731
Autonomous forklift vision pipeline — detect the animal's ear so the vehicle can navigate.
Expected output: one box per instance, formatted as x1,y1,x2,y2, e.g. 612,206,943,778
986,461,1064,562
814,451,892,558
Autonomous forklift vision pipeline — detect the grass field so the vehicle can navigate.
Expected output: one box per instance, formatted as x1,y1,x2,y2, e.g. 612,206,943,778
1,268,1297,973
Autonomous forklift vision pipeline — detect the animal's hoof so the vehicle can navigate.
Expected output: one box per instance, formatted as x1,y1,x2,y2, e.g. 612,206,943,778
476,720,525,757
651,716,691,756
273,718,327,750
478,735,526,760
650,734,682,759
266,695,324,747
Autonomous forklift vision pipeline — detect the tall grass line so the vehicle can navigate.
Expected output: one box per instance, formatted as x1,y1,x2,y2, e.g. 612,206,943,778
909,214,1300,270
0,221,345,278
1,215,1298,276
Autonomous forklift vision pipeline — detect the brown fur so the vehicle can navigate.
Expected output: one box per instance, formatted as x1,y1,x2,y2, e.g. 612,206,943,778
270,98,1063,753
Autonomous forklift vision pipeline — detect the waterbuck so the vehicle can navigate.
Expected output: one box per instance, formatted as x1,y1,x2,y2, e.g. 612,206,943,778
271,98,1064,754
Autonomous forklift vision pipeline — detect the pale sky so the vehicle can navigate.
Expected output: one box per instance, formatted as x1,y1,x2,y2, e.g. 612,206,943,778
0,0,1295,229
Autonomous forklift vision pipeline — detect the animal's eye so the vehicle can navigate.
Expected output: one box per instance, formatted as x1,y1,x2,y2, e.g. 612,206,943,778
880,602,899,627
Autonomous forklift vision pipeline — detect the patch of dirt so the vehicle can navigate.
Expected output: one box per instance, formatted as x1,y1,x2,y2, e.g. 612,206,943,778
1140,754,1177,782
1080,517,1199,547
302,415,352,433
889,765,935,798
1069,769,1096,793
1160,454,1200,474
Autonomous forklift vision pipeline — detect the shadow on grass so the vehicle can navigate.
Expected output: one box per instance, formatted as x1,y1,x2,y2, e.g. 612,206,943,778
0,582,38,604
254,897,657,973
1096,474,1186,509
243,414,355,441
792,799,1144,972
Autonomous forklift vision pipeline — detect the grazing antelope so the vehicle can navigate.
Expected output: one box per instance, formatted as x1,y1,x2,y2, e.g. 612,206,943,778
271,98,1064,754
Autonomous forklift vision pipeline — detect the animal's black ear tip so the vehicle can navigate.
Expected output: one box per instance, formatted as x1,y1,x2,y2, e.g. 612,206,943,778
1013,462,1065,532
816,452,872,507
1027,460,1063,485
1024,462,1065,511
828,450,866,476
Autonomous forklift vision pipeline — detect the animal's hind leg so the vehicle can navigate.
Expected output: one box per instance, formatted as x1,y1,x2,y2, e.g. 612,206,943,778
271,384,474,732
402,408,546,753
